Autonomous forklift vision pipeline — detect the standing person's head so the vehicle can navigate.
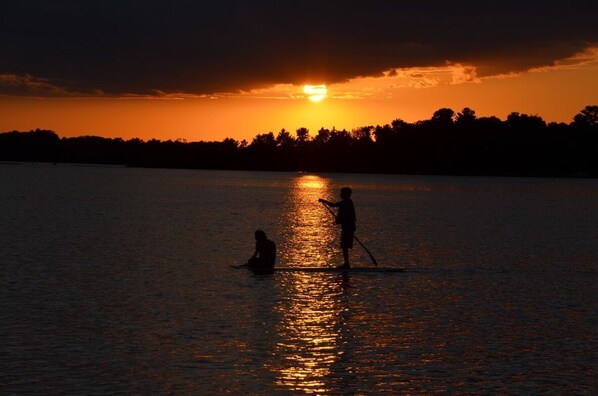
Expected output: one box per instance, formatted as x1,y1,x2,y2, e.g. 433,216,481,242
254,229,267,242
340,187,352,200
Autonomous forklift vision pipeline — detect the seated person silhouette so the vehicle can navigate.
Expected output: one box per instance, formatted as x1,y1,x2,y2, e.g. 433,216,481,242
246,230,276,270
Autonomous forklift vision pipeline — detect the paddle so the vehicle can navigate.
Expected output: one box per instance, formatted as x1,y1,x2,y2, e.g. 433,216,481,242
319,201,378,266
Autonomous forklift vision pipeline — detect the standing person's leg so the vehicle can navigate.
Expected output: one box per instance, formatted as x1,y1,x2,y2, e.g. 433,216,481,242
342,247,349,267
340,226,353,268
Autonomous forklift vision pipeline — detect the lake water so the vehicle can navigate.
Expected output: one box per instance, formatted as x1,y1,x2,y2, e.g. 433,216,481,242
1,164,597,394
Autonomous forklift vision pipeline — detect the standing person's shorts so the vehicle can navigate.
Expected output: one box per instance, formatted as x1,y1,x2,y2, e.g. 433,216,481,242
340,224,355,249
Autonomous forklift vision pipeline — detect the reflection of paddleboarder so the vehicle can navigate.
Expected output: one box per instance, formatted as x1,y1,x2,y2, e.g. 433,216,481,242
319,187,356,269
245,230,276,270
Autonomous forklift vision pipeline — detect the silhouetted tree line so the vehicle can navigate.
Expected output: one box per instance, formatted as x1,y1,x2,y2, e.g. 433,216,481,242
1,106,597,177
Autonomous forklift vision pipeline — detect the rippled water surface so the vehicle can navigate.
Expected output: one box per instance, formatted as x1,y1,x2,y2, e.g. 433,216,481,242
1,164,597,394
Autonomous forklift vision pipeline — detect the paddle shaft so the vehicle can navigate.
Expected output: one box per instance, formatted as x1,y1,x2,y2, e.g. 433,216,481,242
320,201,378,266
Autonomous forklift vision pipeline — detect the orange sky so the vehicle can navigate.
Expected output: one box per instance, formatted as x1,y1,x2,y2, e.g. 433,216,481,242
1,48,597,142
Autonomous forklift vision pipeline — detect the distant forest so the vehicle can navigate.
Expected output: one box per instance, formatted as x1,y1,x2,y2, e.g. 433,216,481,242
1,106,597,177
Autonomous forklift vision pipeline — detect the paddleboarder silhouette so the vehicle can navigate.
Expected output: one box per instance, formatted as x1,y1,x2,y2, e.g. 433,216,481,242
319,187,356,268
245,230,276,270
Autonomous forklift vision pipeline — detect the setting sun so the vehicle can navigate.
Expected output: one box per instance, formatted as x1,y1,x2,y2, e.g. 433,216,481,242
304,84,327,102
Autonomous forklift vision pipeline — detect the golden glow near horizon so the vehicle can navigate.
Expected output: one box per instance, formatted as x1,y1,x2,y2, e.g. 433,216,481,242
0,46,596,141
304,84,327,102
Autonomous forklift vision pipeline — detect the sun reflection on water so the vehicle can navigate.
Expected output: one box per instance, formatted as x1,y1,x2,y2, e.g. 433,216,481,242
272,272,352,393
280,175,336,267
271,175,353,393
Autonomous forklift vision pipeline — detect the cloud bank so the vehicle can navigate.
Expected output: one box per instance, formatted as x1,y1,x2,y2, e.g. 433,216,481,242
1,0,597,96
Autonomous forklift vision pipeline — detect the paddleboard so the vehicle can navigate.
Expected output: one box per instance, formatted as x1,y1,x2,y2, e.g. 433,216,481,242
231,265,406,273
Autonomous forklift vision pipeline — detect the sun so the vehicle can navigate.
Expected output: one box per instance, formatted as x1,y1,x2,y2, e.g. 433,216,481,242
304,84,327,102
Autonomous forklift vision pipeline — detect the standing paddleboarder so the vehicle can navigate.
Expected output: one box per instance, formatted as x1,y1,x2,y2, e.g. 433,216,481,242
319,187,356,268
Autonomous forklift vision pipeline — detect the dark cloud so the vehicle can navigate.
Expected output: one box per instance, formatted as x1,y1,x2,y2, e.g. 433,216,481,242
1,0,597,96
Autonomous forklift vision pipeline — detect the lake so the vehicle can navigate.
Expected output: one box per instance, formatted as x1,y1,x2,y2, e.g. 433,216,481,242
1,164,597,394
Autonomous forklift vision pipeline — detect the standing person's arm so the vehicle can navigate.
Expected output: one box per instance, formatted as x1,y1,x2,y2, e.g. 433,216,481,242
318,198,339,207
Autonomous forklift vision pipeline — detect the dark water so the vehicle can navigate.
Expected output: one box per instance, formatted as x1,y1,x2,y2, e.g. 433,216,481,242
1,164,597,394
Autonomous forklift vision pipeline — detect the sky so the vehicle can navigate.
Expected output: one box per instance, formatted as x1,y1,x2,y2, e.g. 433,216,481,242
1,1,597,141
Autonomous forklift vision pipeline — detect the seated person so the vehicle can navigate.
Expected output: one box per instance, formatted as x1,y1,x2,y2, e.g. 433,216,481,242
246,230,276,270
